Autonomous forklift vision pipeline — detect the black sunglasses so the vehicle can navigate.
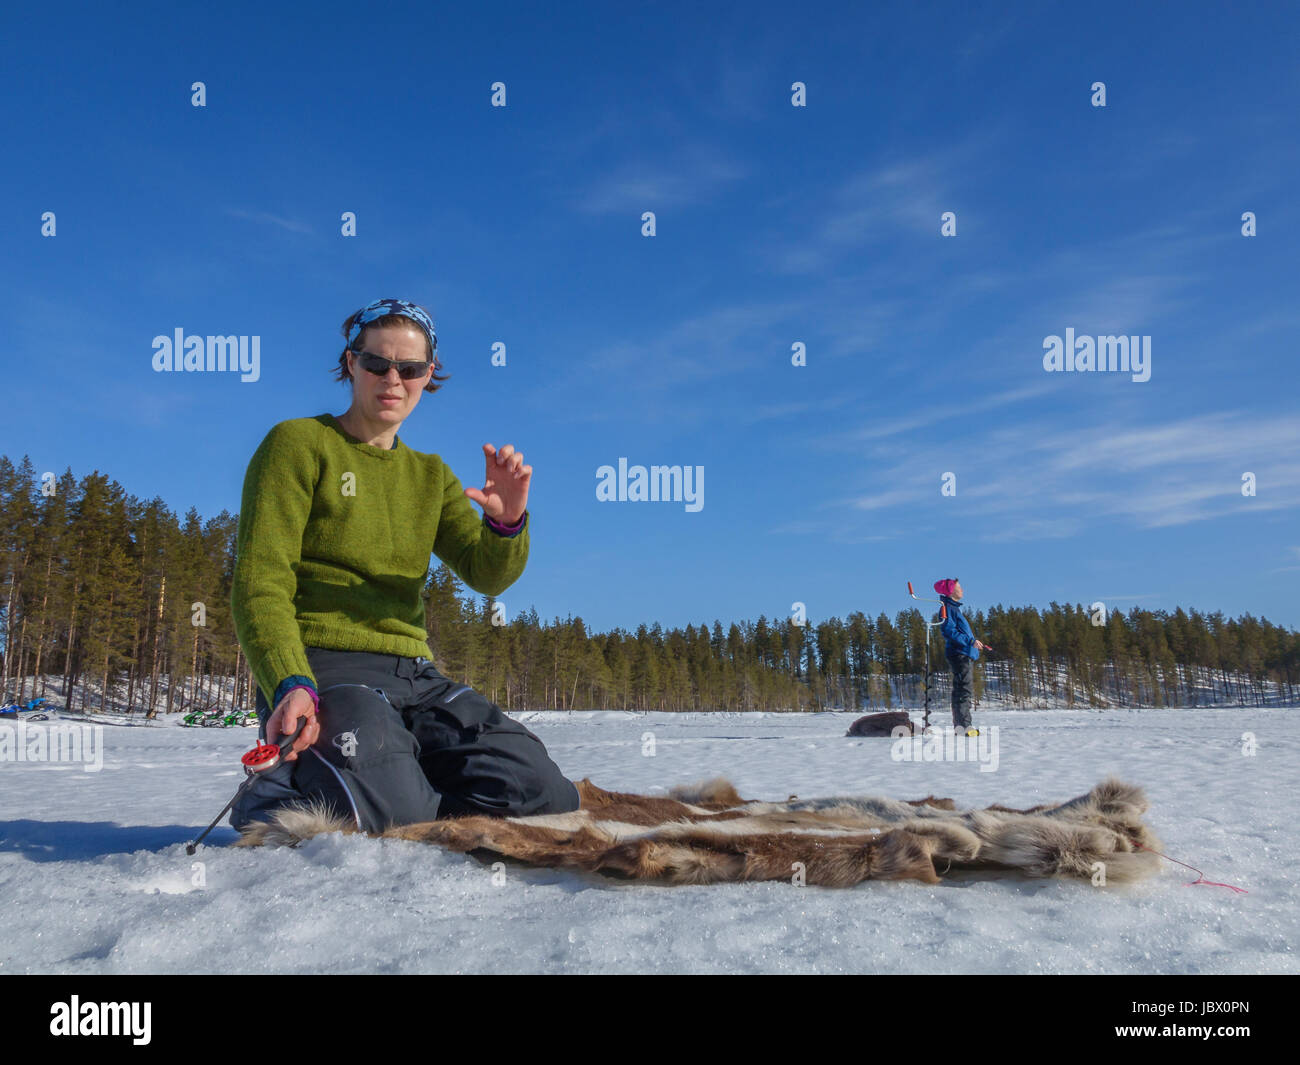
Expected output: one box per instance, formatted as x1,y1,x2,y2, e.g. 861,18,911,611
349,349,432,381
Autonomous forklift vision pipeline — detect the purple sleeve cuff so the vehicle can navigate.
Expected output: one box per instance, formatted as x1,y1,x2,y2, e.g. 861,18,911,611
485,511,527,538
272,674,319,710
288,685,320,711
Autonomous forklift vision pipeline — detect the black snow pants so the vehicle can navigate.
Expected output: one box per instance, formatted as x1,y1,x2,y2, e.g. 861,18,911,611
947,651,974,729
230,647,580,834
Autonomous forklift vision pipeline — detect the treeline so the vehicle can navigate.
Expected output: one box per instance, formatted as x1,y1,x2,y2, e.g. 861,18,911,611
0,457,241,716
2,454,1297,714
429,588,1298,711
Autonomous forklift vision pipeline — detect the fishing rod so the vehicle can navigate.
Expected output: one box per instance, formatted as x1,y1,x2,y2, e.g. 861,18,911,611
186,717,307,855
906,582,947,732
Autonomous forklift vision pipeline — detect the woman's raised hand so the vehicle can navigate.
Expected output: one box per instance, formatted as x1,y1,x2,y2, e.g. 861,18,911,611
266,688,319,762
464,443,531,525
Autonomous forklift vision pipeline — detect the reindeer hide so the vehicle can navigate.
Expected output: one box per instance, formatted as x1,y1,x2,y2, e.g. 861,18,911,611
233,776,1163,888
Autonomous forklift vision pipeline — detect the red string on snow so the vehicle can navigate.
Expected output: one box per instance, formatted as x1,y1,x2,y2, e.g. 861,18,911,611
1135,842,1248,894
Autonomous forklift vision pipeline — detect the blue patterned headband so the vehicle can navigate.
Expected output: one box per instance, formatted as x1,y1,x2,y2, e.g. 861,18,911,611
346,297,438,354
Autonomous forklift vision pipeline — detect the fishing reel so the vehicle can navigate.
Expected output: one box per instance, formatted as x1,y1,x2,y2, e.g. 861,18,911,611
186,716,309,855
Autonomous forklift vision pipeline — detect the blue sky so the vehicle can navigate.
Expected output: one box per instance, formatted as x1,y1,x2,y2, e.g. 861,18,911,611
4,0,1298,631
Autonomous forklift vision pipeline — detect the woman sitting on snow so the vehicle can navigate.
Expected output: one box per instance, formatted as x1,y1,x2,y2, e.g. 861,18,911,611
227,297,579,834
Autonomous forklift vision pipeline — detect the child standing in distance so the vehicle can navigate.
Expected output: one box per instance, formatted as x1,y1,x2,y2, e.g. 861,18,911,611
934,578,985,737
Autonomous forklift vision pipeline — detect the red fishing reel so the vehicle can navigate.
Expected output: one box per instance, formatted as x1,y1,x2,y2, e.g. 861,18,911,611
240,717,308,774
241,742,285,773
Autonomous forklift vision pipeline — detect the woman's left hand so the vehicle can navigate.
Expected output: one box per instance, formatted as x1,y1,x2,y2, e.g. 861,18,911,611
464,443,531,525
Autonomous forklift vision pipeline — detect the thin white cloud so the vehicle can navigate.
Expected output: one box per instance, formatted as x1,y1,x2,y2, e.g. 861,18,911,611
576,144,747,214
525,295,813,425
761,128,1007,275
668,40,777,123
979,516,1087,542
576,297,809,385
1050,412,1300,475
225,208,314,235
744,393,861,423
804,409,1300,540
849,486,930,512
838,383,1054,442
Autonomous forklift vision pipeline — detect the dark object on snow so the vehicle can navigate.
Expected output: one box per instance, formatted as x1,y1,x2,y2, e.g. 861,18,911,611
846,711,915,738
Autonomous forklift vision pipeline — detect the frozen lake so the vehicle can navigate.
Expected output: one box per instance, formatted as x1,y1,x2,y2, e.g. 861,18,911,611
0,706,1294,974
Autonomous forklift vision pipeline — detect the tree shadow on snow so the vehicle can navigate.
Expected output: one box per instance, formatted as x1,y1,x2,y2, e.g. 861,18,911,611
0,819,236,861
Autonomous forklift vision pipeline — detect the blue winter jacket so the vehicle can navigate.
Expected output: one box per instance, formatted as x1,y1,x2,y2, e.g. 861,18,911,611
939,595,981,661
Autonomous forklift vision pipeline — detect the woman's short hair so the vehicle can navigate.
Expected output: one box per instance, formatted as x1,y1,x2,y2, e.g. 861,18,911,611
334,311,450,394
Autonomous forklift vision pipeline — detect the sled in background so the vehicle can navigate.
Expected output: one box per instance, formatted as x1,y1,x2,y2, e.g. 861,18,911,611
181,705,258,728
0,696,50,721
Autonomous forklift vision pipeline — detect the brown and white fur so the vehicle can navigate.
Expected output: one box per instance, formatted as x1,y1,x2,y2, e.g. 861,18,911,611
234,777,1162,888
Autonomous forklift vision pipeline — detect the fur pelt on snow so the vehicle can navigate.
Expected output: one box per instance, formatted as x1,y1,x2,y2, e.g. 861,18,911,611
846,712,915,737
232,776,1163,888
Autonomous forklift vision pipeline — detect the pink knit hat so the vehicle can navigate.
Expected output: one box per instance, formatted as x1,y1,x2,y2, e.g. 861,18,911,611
934,578,958,597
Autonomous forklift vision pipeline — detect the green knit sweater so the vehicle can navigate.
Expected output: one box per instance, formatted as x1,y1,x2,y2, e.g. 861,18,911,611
231,413,529,707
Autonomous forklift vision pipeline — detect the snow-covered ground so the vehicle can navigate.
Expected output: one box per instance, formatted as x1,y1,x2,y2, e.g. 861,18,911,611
0,707,1294,974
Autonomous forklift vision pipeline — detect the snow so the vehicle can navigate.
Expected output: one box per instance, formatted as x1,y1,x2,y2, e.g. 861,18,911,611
1,707,1295,974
